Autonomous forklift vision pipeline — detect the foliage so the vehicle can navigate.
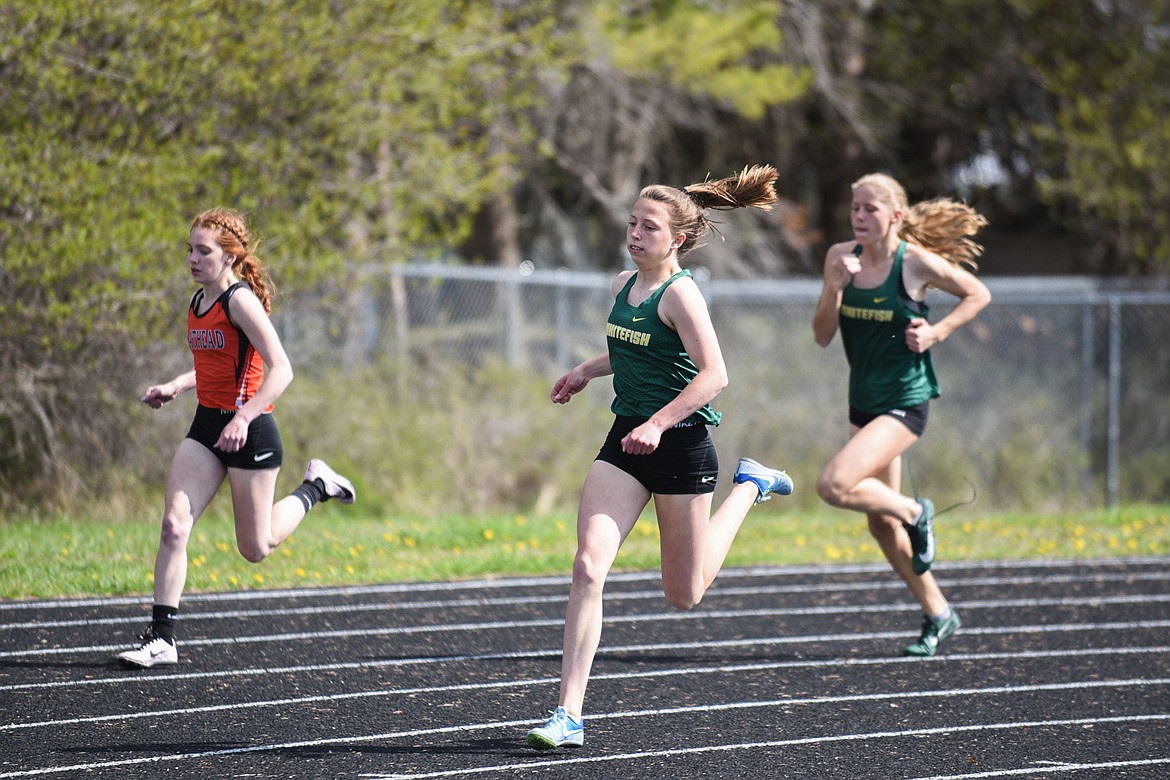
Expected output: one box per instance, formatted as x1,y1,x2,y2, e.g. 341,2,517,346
1021,0,1170,269
3,0,1169,514
809,0,1170,273
0,0,570,509
593,0,811,120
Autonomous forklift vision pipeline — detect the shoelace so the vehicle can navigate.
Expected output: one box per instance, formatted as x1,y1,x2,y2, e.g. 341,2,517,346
135,624,165,647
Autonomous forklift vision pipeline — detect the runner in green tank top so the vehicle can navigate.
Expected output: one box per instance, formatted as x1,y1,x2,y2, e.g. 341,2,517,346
527,166,793,751
812,173,990,658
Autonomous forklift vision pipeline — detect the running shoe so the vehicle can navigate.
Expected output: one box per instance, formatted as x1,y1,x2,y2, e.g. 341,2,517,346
903,609,961,657
733,457,793,503
527,706,584,749
903,497,936,575
304,459,356,504
115,626,178,668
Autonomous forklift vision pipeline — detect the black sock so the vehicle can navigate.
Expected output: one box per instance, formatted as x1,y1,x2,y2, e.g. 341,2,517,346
151,604,178,643
292,479,326,513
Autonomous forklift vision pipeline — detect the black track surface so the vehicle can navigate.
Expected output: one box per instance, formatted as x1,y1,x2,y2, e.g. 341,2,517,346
2,557,1168,779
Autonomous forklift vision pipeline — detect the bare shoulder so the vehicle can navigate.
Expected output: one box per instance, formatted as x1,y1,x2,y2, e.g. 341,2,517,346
660,273,709,328
902,242,951,277
611,269,636,297
826,239,857,259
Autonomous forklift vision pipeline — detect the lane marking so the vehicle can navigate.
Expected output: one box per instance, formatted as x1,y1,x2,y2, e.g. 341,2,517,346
3,556,1166,612
4,657,1168,732
2,712,1166,779
5,611,1170,660
4,641,1167,695
6,571,1169,632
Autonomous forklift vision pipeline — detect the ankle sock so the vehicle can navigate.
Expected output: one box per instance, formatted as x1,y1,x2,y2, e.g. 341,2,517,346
292,479,326,512
930,605,953,623
151,604,178,643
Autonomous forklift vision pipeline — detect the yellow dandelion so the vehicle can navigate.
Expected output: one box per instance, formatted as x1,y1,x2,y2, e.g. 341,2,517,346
482,529,495,541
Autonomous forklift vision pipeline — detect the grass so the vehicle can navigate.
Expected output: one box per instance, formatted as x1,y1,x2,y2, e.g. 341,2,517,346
2,503,1168,601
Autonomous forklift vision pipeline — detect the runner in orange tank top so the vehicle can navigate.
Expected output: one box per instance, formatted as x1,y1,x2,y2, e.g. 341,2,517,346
114,207,358,669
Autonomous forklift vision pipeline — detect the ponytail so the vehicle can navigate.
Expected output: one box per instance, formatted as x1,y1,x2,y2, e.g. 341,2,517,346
901,199,987,272
852,173,987,271
640,164,779,258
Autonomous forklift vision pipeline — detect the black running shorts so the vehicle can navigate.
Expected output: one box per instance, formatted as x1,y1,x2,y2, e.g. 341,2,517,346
596,416,719,495
849,401,929,437
185,404,285,470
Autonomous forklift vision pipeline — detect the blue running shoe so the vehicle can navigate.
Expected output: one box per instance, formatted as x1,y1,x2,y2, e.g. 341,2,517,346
527,707,584,750
903,497,936,575
733,457,793,503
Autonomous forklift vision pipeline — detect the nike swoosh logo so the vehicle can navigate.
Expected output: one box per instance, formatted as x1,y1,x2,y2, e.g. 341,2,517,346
151,647,170,658
873,297,888,303
701,476,716,483
254,452,274,462
631,317,646,322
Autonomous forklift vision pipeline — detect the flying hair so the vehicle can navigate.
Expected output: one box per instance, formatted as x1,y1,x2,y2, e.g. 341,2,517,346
639,164,779,258
852,173,987,271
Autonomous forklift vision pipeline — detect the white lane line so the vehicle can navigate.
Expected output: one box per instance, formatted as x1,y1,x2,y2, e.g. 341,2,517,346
6,570,1168,631
3,641,1166,696
905,757,1170,779
2,556,1165,612
3,647,1167,732
2,710,1166,779
4,608,1170,660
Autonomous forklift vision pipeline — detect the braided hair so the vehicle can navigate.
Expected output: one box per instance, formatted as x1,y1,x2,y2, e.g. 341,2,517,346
191,208,274,313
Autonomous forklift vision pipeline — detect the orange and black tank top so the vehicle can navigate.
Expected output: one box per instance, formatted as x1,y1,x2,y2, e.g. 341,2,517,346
187,282,272,412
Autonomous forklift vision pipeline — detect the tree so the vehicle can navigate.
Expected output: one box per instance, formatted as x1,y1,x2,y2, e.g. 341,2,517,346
780,0,1170,274
0,0,572,510
508,0,813,274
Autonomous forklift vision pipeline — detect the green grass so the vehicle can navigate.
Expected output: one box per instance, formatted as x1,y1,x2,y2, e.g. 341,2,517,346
2,504,1168,601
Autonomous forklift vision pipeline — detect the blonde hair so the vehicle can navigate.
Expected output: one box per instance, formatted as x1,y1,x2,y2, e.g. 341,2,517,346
191,207,273,313
852,173,987,271
639,164,779,258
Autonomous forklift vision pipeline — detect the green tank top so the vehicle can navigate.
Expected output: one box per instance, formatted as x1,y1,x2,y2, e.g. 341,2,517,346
607,270,721,426
838,241,940,414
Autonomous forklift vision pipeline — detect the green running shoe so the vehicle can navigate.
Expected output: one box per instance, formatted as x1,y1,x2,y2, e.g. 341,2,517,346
903,497,936,575
903,609,961,657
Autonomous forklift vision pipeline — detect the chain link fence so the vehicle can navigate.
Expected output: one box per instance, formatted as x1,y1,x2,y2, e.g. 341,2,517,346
275,264,1170,512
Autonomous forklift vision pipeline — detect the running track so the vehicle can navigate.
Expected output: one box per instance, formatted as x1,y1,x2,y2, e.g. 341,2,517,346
1,558,1168,779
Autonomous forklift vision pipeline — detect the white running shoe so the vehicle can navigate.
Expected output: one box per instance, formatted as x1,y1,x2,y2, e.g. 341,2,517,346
304,459,356,505
115,628,178,668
